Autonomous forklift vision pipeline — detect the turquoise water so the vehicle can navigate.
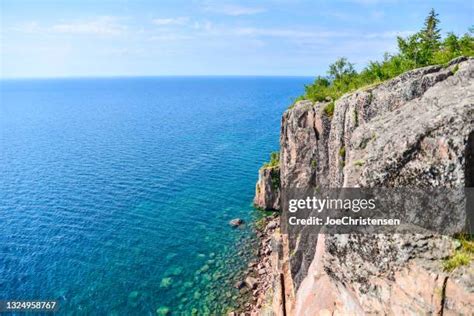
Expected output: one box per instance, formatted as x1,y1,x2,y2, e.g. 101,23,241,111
0,77,309,314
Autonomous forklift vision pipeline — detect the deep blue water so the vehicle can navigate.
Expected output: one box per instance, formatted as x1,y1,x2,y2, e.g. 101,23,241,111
0,77,310,314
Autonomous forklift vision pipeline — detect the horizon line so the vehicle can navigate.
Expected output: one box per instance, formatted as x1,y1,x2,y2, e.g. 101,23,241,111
0,74,315,80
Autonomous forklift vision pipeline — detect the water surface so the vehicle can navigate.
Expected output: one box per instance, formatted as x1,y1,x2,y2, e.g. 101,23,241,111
0,77,310,314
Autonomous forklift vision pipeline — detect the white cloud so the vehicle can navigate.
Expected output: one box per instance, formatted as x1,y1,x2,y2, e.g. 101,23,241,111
231,27,413,42
9,17,127,36
10,21,42,33
193,20,213,31
152,17,189,26
363,30,414,39
233,27,349,39
349,0,383,4
204,3,265,16
50,17,126,35
148,34,193,41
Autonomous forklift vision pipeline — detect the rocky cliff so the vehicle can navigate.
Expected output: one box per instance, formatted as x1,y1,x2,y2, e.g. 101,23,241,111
254,166,280,211
253,57,474,315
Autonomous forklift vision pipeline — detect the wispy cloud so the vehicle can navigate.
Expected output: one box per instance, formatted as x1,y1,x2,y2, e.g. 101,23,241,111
11,17,127,36
233,27,350,39
152,17,189,26
148,34,193,41
193,20,213,31
164,22,412,42
363,30,414,39
346,0,400,5
10,21,42,33
203,3,265,16
51,16,126,35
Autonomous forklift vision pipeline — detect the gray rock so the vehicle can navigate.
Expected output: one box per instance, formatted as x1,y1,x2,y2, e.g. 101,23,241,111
245,276,258,289
229,218,244,227
266,221,277,230
254,167,281,210
254,57,474,315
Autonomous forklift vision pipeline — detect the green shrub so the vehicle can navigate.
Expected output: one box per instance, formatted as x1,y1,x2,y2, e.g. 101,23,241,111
443,233,473,272
443,252,471,271
324,102,335,117
298,10,473,105
270,168,280,190
263,152,280,168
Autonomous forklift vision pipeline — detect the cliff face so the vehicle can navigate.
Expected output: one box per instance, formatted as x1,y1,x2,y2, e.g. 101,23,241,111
256,57,474,315
254,166,280,211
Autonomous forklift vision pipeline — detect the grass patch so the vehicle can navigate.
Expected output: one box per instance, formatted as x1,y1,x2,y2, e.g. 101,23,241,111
324,101,335,117
451,64,460,74
353,108,359,127
339,146,346,158
443,233,474,272
339,146,346,168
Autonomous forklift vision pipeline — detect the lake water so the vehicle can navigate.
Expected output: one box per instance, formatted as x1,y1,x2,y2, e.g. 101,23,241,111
0,77,310,314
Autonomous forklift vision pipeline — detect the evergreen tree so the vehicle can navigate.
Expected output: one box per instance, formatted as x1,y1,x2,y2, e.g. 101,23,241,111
422,9,441,47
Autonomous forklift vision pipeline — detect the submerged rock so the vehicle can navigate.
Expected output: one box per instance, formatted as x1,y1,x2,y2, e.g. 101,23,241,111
229,218,244,227
156,306,170,316
159,277,173,289
127,291,140,308
165,266,183,276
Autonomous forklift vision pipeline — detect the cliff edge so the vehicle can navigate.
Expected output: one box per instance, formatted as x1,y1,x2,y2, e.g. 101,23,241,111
253,57,474,315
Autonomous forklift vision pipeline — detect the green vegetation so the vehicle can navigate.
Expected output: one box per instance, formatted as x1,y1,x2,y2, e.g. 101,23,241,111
443,233,474,272
255,209,277,231
353,159,365,167
260,151,280,189
443,234,474,271
339,146,346,158
451,64,459,74
323,101,335,117
263,152,280,168
255,217,267,231
300,10,473,104
353,108,359,126
270,168,280,190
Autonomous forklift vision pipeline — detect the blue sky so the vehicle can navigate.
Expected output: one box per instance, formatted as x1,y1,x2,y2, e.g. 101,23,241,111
1,0,472,78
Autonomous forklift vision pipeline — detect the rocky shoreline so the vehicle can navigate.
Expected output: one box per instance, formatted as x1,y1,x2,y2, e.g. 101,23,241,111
228,213,281,316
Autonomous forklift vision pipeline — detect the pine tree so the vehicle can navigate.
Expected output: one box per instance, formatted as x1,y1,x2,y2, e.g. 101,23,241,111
422,9,441,50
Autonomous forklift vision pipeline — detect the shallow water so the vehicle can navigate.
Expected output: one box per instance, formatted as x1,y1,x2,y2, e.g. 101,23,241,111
0,77,310,314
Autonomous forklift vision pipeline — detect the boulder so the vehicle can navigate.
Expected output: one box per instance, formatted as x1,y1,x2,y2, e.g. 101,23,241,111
229,218,244,227
245,276,258,289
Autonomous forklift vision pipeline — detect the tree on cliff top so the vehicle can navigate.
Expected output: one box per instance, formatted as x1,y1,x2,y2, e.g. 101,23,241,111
397,8,441,67
301,9,474,106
